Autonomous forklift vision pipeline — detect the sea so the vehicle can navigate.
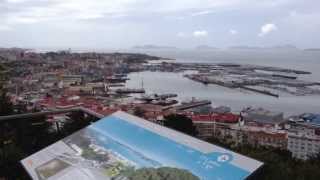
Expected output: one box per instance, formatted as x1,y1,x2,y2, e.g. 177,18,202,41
125,49,320,116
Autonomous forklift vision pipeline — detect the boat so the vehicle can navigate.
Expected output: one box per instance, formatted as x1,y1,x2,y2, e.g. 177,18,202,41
151,99,178,106
115,88,145,94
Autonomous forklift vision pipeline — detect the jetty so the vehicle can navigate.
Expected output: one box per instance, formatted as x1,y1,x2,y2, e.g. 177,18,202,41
115,88,145,94
241,86,279,98
163,100,211,111
137,93,178,102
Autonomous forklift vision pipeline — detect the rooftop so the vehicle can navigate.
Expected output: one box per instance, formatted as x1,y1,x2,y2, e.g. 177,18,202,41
244,108,285,125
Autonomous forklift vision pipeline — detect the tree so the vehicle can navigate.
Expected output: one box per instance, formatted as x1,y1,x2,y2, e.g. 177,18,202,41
133,107,145,117
61,111,98,136
0,63,58,178
0,114,54,179
0,91,14,116
163,114,198,136
0,64,13,116
0,110,101,179
125,167,200,180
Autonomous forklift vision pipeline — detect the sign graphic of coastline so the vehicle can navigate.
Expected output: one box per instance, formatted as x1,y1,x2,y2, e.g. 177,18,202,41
21,111,263,180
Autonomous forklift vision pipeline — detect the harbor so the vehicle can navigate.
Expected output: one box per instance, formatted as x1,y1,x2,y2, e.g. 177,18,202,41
125,71,320,116
143,62,320,98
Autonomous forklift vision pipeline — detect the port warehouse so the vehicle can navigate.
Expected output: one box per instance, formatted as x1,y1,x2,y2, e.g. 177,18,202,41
1,109,263,180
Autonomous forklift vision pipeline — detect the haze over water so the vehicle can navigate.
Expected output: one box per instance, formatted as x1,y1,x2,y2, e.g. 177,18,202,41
126,49,320,116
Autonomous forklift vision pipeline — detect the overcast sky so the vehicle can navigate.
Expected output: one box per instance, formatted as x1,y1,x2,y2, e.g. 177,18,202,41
0,0,319,49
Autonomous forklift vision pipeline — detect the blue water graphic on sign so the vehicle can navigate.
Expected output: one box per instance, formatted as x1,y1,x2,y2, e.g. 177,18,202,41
88,116,249,180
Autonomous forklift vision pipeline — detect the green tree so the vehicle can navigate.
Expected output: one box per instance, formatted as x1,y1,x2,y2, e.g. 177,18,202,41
61,111,98,136
163,114,198,136
0,114,54,179
1,63,59,179
125,167,200,180
0,91,14,116
0,63,5,87
0,63,13,116
133,107,145,117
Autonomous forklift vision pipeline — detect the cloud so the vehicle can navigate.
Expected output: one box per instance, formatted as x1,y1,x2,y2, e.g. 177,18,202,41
177,32,187,38
191,10,213,17
258,23,277,37
0,0,289,25
284,10,320,30
0,25,12,31
229,29,238,35
6,0,28,3
193,30,208,37
0,0,317,48
1,0,134,25
9,16,39,24
170,16,185,21
289,10,298,17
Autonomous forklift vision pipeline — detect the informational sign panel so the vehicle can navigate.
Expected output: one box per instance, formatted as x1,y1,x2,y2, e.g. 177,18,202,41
21,111,263,180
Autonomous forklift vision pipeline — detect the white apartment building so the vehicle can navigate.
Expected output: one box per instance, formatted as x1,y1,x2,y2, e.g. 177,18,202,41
287,134,320,160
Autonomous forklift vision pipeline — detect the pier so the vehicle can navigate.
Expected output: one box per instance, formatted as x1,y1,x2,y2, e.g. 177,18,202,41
241,86,279,98
116,88,145,94
163,100,211,111
137,93,178,102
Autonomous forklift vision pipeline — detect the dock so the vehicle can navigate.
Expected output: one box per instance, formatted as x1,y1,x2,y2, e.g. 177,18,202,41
116,88,145,94
272,74,297,79
241,86,279,98
163,100,211,111
137,93,178,102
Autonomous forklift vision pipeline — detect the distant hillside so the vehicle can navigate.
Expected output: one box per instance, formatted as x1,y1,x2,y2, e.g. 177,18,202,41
229,44,298,50
304,48,320,51
195,45,219,50
228,46,263,50
133,45,179,50
271,44,298,50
